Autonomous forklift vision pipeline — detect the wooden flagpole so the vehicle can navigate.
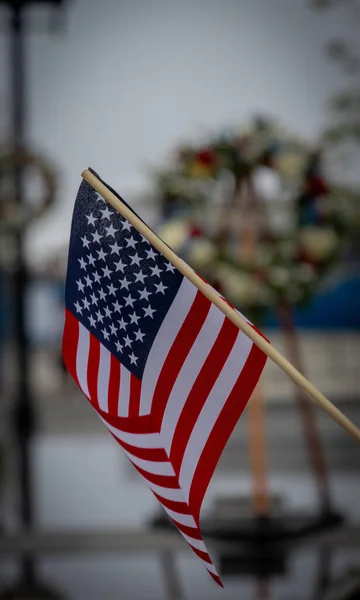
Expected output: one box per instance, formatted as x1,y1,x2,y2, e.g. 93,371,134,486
81,169,360,444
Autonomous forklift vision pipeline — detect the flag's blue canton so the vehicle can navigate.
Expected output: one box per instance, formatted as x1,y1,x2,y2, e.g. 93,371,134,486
65,180,183,379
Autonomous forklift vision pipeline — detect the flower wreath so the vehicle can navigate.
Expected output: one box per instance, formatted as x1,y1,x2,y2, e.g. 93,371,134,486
0,147,57,232
154,118,350,315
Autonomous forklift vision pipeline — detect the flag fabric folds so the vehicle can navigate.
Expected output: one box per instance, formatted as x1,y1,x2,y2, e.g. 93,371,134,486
62,173,267,586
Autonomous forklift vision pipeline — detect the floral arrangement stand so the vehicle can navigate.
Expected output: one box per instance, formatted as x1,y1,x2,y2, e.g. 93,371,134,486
151,117,352,589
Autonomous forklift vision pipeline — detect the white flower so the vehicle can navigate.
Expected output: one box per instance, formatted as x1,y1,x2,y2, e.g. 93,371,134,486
216,265,257,305
268,266,290,287
300,226,338,262
187,239,217,269
158,219,189,251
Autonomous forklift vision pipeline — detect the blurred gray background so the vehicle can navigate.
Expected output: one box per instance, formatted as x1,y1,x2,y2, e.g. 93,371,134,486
0,1,359,599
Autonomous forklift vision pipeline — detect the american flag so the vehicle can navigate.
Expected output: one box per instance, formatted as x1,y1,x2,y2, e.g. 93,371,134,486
62,172,267,586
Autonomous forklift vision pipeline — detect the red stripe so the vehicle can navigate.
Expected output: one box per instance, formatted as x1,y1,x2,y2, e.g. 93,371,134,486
95,406,156,433
108,354,121,416
87,333,101,410
208,572,223,588
62,309,80,388
190,545,213,564
169,318,238,473
133,466,179,488
151,292,211,425
129,374,141,417
189,343,267,519
171,521,202,539
151,493,192,515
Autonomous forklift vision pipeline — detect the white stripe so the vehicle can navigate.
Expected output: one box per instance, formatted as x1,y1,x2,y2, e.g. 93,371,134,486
124,450,175,476
100,418,161,448
181,533,208,553
139,278,198,415
118,364,131,416
161,304,225,453
179,332,253,499
161,506,197,528
141,479,185,502
76,324,90,397
97,344,111,412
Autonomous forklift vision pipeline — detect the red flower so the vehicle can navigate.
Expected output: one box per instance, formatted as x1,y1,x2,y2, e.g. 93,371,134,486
307,176,329,197
189,223,204,238
261,151,275,168
195,148,215,166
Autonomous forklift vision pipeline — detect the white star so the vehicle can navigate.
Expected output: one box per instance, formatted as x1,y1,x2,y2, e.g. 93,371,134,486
143,305,156,319
165,262,176,273
88,314,97,328
130,253,141,267
92,231,102,244
140,235,150,245
138,287,151,302
155,281,167,294
134,329,145,342
74,301,83,314
121,220,132,232
105,223,118,238
100,206,113,220
129,312,140,325
102,328,110,341
124,294,136,308
76,279,85,293
93,271,101,284
112,300,122,313
118,317,127,330
87,253,96,267
99,288,106,301
102,265,112,279
107,282,117,296
120,277,131,291
97,248,107,261
81,235,90,249
83,298,90,311
109,241,121,255
110,323,117,336
115,340,123,353
85,275,92,287
134,271,147,284
146,247,157,261
95,192,105,203
126,236,137,249
104,306,112,319
90,292,98,305
124,334,132,348
115,258,126,273
86,212,97,226
96,310,104,323
150,264,162,278
129,352,138,365
78,257,87,270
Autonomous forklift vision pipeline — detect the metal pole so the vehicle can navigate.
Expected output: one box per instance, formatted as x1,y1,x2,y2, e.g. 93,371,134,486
9,2,36,585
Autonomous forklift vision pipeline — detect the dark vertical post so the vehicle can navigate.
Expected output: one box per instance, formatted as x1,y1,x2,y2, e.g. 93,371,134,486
9,1,36,585
0,2,66,596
